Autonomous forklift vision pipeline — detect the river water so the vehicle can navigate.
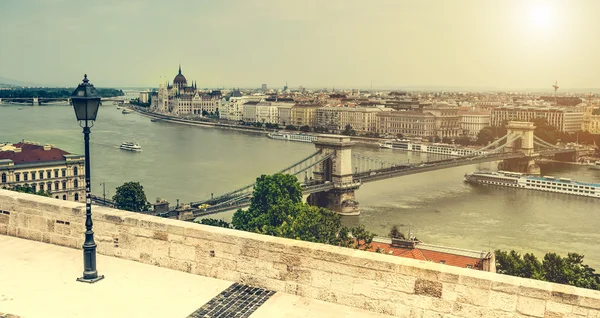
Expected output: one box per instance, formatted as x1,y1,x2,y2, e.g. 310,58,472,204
2,104,599,268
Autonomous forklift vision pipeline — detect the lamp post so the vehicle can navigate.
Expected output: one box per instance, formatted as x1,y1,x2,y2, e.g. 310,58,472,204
71,74,104,283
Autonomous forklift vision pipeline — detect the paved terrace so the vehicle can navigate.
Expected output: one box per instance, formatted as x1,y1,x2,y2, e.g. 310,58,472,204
0,235,391,318
1,189,600,318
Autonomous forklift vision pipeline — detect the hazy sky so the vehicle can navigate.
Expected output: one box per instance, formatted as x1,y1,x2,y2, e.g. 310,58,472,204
1,0,599,90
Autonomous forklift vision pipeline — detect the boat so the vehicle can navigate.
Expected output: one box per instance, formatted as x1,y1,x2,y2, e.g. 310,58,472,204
122,109,133,114
150,118,160,122
464,171,600,198
267,132,318,143
379,140,486,157
119,142,142,152
589,161,600,171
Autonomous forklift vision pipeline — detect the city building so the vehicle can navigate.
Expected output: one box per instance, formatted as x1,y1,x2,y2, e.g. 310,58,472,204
151,65,221,116
242,101,278,124
582,105,600,134
376,111,436,138
0,142,85,202
422,104,461,138
491,105,584,132
314,107,387,134
139,91,151,104
290,104,321,128
459,111,490,138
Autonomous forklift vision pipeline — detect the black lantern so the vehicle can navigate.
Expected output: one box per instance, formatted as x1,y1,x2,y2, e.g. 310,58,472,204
71,74,101,121
71,74,104,283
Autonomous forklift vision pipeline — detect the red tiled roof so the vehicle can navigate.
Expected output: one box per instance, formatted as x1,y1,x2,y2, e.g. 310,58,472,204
0,143,70,164
368,241,483,270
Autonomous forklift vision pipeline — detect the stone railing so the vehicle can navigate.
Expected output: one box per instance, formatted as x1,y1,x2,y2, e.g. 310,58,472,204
1,189,599,317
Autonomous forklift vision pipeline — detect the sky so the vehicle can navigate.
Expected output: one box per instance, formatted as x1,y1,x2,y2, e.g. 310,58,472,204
0,0,599,90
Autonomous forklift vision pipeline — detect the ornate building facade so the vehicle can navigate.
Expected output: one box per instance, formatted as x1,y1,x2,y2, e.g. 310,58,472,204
152,65,221,116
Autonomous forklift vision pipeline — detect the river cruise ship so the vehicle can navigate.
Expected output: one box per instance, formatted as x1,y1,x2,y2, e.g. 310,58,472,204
267,132,317,143
464,171,600,198
119,142,142,152
379,140,486,157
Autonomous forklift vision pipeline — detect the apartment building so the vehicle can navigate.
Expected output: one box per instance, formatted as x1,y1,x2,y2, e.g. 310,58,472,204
422,104,461,138
460,111,491,138
376,111,436,138
491,105,584,132
0,142,85,202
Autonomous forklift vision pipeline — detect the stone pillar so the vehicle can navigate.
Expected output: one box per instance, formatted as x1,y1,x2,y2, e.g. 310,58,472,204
505,121,536,156
33,97,39,106
308,135,361,215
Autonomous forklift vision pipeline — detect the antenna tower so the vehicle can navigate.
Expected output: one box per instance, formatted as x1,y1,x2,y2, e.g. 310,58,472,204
552,80,559,105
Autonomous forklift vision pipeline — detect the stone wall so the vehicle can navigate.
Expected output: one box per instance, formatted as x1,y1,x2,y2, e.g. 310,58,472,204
1,189,599,317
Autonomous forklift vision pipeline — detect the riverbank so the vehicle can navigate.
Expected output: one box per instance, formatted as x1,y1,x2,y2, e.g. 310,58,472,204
129,107,382,147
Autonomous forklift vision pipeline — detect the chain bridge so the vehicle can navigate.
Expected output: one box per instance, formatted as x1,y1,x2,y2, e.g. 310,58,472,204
183,121,576,220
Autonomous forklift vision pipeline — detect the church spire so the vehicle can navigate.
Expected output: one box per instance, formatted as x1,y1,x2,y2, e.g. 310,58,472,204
178,64,182,75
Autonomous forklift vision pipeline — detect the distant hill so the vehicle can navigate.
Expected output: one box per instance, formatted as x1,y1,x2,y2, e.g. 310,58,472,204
0,76,42,88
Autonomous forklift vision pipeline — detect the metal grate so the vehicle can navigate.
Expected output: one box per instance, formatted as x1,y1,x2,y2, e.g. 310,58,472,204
187,283,275,318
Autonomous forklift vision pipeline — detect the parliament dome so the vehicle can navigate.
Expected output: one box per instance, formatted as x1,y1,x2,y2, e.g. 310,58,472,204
173,65,187,87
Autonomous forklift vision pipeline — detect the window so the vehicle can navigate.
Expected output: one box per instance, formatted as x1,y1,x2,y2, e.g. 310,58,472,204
74,179,78,188
62,195,66,200
31,172,36,181
15,173,20,182
73,167,78,176
39,171,44,180
54,170,59,178
1,173,5,183
46,171,51,179
74,193,79,201
47,182,52,191
39,183,44,191
62,169,66,177
32,184,36,193
62,181,66,189
24,172,28,181
55,182,59,191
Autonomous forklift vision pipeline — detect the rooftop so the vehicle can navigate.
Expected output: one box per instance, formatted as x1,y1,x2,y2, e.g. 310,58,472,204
0,142,73,164
0,235,393,318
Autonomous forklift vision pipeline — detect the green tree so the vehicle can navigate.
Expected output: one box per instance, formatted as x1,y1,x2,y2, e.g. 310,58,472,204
202,110,208,116
495,249,600,290
531,118,559,145
299,125,311,132
342,124,356,136
441,137,452,144
455,137,471,146
11,185,51,197
230,173,375,249
285,125,298,131
476,127,494,145
112,181,150,212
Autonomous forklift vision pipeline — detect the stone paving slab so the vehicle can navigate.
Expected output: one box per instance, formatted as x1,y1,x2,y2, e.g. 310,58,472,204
0,235,396,318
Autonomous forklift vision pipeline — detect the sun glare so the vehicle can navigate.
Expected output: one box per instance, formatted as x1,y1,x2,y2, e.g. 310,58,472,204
529,4,553,29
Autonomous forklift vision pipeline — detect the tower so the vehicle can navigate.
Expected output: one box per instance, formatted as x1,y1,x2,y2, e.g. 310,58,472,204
553,81,559,105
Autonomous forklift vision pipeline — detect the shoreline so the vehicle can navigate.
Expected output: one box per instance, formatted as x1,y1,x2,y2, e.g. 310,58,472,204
128,107,382,147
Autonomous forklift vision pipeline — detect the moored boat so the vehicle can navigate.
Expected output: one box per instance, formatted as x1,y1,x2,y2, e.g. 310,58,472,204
379,140,486,157
464,171,600,198
267,132,317,143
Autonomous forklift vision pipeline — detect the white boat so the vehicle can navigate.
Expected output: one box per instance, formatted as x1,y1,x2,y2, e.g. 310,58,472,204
464,171,600,198
379,140,486,157
122,109,133,114
267,132,317,143
589,161,600,170
119,142,142,152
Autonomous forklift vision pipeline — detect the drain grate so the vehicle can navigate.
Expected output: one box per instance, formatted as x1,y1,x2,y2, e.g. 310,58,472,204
187,283,275,318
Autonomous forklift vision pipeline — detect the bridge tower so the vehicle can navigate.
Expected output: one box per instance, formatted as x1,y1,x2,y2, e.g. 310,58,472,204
307,135,361,215
500,121,540,175
32,97,39,106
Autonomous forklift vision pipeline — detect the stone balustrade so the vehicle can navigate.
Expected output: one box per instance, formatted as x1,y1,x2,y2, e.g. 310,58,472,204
1,189,599,317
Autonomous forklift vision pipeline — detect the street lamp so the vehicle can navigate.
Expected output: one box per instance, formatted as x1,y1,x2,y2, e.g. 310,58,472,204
71,74,104,283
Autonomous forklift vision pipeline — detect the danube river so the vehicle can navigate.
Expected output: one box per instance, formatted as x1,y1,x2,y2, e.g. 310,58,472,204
2,105,599,268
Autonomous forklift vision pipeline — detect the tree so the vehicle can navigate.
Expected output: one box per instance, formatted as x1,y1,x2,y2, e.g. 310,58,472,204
285,125,298,131
495,249,600,290
441,137,452,144
230,173,375,249
112,181,150,212
476,127,494,145
202,110,208,116
396,133,404,139
11,185,51,197
388,225,405,239
314,126,329,133
342,124,356,136
199,218,232,228
455,137,471,146
299,125,311,132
